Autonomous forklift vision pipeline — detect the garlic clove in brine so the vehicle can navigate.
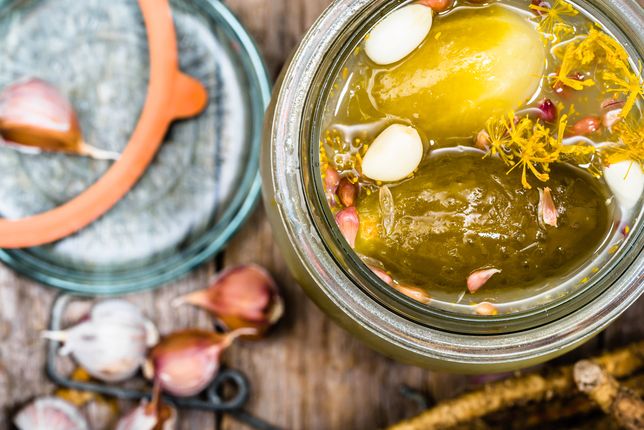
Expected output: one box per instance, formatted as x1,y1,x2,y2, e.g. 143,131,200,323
0,78,119,160
145,328,254,397
174,265,284,337
365,4,433,65
14,397,90,430
335,206,360,248
604,161,644,210
42,300,159,382
538,187,558,228
362,124,423,182
467,268,501,294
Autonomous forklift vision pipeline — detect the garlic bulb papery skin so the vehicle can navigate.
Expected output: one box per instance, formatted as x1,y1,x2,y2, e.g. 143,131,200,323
604,161,644,210
361,124,424,182
14,397,90,430
43,300,159,382
365,4,433,65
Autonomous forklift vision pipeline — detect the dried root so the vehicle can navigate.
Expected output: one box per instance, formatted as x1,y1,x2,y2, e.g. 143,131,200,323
575,360,644,430
388,341,644,430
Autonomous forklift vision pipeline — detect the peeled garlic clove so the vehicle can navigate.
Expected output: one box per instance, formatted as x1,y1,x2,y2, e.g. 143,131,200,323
365,4,433,65
43,300,157,382
538,187,558,227
146,328,253,397
604,161,644,210
14,397,89,430
0,78,118,160
174,265,284,337
362,124,423,182
335,206,360,247
467,268,501,293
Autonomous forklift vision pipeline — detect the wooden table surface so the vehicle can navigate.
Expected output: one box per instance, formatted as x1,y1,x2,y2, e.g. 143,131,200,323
0,1,642,429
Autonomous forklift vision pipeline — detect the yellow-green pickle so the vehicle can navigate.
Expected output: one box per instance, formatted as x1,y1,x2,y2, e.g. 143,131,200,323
320,0,643,313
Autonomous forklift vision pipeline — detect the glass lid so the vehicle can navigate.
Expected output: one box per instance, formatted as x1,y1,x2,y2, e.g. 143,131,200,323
0,0,270,293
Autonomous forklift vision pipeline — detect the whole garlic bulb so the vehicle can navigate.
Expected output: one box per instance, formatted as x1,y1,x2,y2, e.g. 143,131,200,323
14,397,89,430
43,300,159,382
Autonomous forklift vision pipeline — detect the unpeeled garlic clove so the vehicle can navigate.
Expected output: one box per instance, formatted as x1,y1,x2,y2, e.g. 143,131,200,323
604,161,644,210
475,130,490,150
538,98,557,123
145,328,253,397
42,300,158,382
570,116,601,136
0,78,118,160
173,265,284,337
115,387,177,430
467,268,501,293
367,265,393,285
365,4,433,65
474,302,498,316
362,124,423,182
324,166,342,205
14,397,90,430
335,206,360,248
337,178,358,207
419,0,453,12
538,187,558,227
393,284,432,304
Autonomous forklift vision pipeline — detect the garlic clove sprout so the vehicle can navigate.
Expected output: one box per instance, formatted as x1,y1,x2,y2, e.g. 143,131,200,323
14,397,90,430
43,300,158,382
145,328,254,397
174,265,284,337
0,78,118,160
365,4,433,65
467,268,501,293
362,124,423,182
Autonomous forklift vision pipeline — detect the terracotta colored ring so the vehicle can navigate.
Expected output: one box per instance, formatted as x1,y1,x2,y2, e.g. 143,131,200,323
0,0,208,248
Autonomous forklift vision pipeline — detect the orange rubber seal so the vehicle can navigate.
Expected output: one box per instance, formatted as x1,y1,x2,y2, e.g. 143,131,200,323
0,0,208,248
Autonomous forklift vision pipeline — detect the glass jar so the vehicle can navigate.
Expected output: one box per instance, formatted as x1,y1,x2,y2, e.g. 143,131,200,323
262,0,644,371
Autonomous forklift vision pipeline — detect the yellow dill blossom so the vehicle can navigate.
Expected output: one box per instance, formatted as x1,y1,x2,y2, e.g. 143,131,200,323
554,41,596,90
603,63,644,117
553,28,640,104
603,117,644,167
482,114,514,165
530,0,578,41
484,113,595,188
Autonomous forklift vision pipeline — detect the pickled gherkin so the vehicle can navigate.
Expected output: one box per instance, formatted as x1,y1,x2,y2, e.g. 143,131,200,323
355,151,611,296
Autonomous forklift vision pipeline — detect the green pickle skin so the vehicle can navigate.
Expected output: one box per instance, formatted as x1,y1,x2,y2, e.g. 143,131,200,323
355,152,612,297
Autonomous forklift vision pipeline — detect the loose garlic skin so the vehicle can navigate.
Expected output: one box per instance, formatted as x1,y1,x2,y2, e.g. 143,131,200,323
364,4,433,65
603,161,644,210
14,397,89,430
362,124,423,182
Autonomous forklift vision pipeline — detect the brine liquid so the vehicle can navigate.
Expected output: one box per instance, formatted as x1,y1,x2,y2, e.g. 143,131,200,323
319,0,641,309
